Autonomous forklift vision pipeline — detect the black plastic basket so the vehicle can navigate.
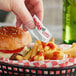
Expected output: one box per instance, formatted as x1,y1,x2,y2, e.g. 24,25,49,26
0,62,76,76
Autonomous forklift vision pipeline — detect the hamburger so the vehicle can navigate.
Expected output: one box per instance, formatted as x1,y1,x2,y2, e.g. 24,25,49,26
0,26,32,60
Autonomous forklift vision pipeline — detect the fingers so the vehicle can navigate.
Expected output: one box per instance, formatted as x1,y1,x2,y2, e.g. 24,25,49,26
0,0,11,11
25,4,34,16
11,0,35,29
16,17,28,31
30,0,43,21
16,17,22,27
22,24,28,31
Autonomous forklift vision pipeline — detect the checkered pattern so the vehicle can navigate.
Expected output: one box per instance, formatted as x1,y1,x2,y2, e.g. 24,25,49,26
0,44,75,69
0,44,76,75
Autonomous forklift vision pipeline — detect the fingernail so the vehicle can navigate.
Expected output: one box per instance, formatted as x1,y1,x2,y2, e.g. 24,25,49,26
25,21,35,29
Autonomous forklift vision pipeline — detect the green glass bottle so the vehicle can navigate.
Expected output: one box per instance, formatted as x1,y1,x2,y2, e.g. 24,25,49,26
63,0,76,44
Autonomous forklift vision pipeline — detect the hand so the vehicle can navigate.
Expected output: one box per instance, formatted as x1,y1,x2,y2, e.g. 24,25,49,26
0,0,43,31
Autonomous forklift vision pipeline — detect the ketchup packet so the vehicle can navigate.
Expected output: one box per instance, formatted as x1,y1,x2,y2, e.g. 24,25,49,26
29,15,52,42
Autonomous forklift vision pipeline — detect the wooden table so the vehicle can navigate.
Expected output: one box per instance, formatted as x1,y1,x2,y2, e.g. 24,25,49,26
0,23,63,44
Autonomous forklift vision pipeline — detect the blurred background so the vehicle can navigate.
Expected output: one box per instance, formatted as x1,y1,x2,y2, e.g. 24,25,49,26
0,0,62,26
0,0,63,43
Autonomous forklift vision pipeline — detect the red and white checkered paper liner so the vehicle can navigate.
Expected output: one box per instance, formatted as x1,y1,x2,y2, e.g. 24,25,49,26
0,44,76,68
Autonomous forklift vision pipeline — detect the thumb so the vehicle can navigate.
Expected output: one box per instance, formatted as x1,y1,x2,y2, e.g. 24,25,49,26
11,0,35,29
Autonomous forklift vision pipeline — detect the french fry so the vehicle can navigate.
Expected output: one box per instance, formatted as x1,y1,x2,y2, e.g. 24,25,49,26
16,50,33,60
50,37,55,42
71,43,76,48
34,55,44,61
16,55,23,60
57,52,65,60
56,48,61,51
63,47,76,58
31,45,38,58
44,50,53,59
31,40,41,58
23,50,33,60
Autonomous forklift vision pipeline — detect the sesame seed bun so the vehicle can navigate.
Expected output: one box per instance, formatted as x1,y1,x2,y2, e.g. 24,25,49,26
0,26,32,50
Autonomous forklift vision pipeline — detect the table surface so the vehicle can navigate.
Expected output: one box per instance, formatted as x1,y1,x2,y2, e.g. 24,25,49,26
0,23,63,44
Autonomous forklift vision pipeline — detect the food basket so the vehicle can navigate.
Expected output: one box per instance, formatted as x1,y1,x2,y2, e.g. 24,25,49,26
0,44,76,76
0,61,76,76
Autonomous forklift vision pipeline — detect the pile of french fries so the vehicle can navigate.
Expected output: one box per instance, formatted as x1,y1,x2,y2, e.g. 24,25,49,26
15,38,62,61
16,38,76,61
63,43,76,58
